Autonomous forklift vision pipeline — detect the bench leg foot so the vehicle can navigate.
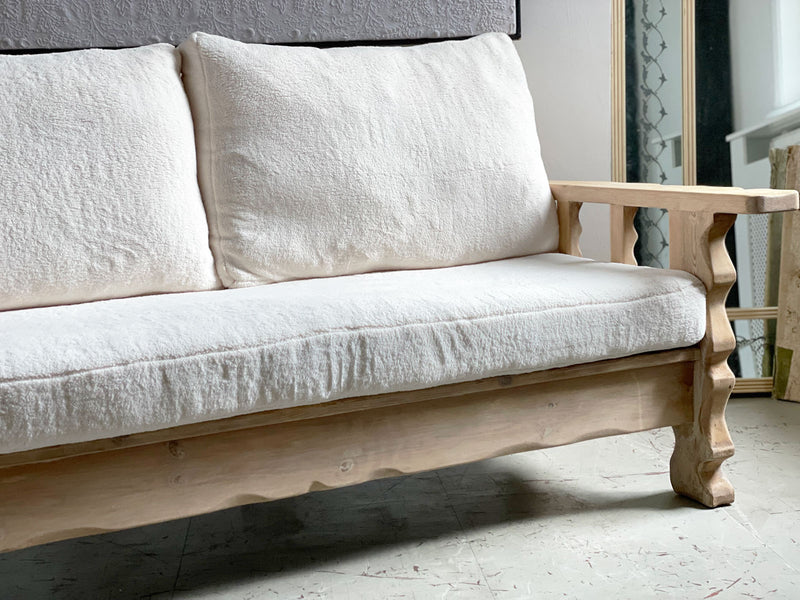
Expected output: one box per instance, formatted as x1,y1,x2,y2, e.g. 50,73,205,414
669,366,735,508
670,424,734,507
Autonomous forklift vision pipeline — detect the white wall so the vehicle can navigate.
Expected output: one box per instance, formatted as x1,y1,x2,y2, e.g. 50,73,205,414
514,0,612,261
729,0,776,131
729,0,800,128
776,0,800,108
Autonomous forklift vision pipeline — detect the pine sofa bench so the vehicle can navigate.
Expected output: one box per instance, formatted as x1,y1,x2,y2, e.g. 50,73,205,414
0,32,797,553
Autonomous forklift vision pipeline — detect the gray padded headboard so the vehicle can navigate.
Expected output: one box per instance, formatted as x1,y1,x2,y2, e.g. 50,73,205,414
0,0,519,50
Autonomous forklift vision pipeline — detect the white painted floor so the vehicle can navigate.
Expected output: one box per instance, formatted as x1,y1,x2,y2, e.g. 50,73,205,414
2,396,799,599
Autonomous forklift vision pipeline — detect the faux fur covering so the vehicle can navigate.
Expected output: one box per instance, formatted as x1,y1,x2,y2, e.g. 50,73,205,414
0,44,219,311
179,32,559,287
0,254,706,454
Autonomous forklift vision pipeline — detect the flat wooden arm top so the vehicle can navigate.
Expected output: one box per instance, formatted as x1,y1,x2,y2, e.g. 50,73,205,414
550,180,799,214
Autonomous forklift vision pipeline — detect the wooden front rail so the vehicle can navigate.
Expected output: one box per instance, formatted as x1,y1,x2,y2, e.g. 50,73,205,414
0,349,696,553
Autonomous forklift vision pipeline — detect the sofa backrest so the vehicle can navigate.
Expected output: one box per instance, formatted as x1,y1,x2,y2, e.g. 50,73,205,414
0,45,220,311
179,32,557,287
0,2,559,311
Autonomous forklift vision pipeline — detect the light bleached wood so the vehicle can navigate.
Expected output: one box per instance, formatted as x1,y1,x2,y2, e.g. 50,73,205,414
609,0,637,268
775,146,800,401
682,0,697,186
0,348,698,469
730,302,779,388
550,181,799,215
557,199,582,256
0,358,695,553
726,307,779,321
732,378,774,394
611,0,626,184
610,205,638,264
668,210,737,507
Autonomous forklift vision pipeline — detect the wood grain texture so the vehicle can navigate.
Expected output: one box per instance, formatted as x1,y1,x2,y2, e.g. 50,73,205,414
668,211,737,507
609,0,636,267
682,0,697,186
727,307,779,321
760,149,791,379
775,146,800,401
550,181,799,214
732,378,774,394
0,358,695,553
557,199,583,257
611,0,626,184
610,205,639,264
0,348,698,469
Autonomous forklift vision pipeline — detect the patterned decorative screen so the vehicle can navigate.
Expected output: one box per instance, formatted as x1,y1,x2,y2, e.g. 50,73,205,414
0,0,518,50
627,0,683,270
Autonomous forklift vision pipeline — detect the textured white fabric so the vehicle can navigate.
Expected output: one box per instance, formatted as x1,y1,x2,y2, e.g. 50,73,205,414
179,32,558,287
0,44,219,311
0,254,706,454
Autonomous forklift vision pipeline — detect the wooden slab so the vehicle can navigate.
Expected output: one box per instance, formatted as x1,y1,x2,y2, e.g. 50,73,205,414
550,181,799,214
774,146,800,401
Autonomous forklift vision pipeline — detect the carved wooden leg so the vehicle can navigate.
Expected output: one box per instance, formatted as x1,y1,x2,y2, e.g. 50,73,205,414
669,211,737,507
670,366,735,507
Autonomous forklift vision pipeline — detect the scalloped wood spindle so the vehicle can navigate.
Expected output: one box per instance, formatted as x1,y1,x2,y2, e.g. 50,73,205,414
557,200,583,257
610,205,638,264
668,210,737,507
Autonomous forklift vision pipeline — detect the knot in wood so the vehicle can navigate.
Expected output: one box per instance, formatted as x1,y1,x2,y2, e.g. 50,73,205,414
167,441,185,459
497,375,514,387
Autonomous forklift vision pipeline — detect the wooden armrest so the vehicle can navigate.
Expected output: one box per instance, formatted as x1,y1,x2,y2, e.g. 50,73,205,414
550,180,799,214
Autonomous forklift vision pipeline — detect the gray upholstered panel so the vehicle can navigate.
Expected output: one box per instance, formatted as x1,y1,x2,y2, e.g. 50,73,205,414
0,0,518,50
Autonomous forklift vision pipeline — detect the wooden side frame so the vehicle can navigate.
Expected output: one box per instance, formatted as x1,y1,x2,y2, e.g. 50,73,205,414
553,181,798,509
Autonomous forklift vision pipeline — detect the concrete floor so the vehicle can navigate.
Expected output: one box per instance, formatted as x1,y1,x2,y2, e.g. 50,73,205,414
2,396,799,599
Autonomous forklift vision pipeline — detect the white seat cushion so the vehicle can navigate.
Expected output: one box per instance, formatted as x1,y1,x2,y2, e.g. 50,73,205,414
0,254,706,454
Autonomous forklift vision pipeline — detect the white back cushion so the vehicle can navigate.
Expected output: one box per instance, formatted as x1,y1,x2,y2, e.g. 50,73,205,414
0,45,219,311
179,32,558,287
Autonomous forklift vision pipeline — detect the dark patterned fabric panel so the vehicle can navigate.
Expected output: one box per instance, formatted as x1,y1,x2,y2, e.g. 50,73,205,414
0,0,518,50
